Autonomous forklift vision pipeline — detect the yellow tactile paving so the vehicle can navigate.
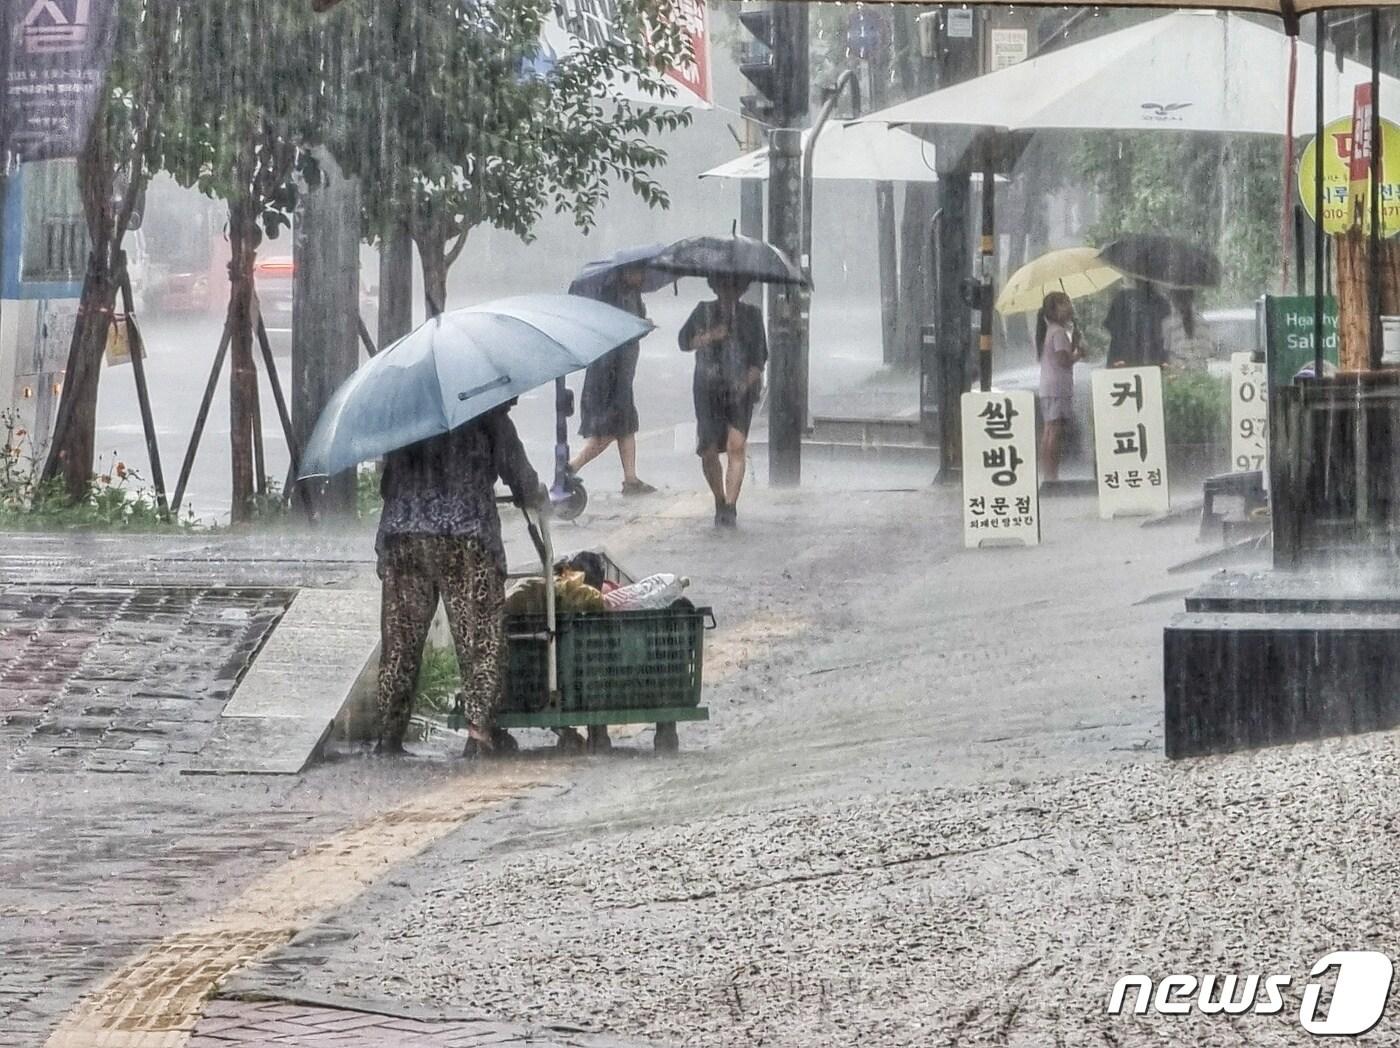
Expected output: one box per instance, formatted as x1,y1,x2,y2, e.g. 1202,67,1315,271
44,772,543,1048
46,598,807,1048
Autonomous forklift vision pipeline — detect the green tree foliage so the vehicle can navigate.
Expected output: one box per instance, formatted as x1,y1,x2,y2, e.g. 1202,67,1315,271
160,2,337,521
1073,133,1284,306
335,0,692,315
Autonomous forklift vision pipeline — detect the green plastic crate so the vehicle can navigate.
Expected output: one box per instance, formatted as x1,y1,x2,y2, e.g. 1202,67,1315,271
503,605,713,713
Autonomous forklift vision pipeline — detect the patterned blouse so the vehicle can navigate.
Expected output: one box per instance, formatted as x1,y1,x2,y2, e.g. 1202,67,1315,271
375,407,542,573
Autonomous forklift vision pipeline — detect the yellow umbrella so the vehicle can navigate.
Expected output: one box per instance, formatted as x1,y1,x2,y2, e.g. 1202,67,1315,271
995,247,1124,316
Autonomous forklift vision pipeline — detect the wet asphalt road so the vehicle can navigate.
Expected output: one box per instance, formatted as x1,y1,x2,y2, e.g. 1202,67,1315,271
215,487,1332,1048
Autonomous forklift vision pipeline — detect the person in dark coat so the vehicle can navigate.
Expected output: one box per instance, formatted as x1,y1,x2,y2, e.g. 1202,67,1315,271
679,275,767,528
1104,280,1170,367
568,266,656,495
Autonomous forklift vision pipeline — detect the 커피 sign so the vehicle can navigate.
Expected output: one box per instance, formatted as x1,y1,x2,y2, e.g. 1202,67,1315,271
1092,366,1169,519
961,389,1040,548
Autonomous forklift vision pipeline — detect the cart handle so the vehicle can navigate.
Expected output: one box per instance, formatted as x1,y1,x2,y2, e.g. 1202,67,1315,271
703,610,717,630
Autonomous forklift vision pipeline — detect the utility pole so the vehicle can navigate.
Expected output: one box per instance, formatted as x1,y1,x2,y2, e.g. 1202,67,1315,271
738,1,808,486
292,151,362,516
928,9,983,482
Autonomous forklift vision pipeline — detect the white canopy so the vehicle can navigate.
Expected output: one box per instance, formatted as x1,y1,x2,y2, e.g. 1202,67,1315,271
699,122,940,182
857,11,1400,137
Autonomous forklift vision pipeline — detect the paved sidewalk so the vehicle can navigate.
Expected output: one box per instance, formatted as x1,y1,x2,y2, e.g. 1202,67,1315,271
191,998,652,1047
0,584,291,774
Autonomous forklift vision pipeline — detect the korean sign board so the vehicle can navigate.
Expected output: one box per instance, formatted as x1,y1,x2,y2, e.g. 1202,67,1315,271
1262,295,1339,389
1092,367,1169,519
961,390,1039,549
1297,116,1400,236
1230,352,1268,481
537,0,712,109
2,0,117,163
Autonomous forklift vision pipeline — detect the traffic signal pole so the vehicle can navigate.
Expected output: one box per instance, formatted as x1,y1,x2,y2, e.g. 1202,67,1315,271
738,0,809,486
768,126,804,485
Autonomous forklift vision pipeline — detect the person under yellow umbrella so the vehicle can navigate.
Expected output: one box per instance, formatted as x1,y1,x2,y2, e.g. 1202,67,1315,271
994,247,1124,316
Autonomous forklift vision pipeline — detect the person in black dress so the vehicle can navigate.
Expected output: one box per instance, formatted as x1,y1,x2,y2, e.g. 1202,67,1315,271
679,276,767,528
568,266,656,495
1104,280,1170,368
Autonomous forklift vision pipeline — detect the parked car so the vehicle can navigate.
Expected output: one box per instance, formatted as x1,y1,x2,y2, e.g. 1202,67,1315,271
255,255,296,333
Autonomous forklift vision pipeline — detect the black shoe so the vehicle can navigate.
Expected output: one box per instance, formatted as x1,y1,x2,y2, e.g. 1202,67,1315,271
718,504,737,528
374,739,408,757
622,479,657,496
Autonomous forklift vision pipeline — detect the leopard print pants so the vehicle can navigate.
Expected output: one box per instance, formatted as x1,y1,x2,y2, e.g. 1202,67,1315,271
377,535,505,747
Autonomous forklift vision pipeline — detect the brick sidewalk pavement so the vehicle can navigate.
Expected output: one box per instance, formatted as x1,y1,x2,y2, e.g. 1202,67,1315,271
190,998,652,1047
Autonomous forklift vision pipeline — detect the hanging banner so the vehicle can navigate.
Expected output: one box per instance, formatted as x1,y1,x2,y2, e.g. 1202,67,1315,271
960,389,1040,549
2,0,118,163
1230,352,1268,480
536,0,711,109
1298,116,1400,237
1092,367,1170,519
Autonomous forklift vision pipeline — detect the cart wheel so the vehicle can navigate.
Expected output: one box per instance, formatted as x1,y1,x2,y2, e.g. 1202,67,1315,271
554,727,587,754
654,722,679,753
462,729,518,760
587,725,612,753
552,475,588,521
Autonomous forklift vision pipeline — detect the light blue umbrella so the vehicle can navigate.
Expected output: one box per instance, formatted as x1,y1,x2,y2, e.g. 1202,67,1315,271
298,294,654,479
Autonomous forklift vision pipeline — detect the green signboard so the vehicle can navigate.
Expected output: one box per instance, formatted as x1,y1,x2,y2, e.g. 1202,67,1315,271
1263,295,1339,388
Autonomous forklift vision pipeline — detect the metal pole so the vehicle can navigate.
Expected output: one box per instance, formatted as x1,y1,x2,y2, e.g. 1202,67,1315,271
1369,6,1382,368
250,373,267,498
768,126,805,487
357,315,377,357
978,152,996,393
117,262,168,518
254,301,305,511
170,317,233,515
1314,11,1326,380
1294,204,1307,295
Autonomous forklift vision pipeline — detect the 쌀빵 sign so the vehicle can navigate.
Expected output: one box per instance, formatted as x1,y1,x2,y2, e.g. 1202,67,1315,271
961,389,1040,549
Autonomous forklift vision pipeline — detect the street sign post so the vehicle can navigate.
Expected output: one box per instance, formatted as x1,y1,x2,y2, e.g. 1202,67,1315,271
1092,367,1170,519
960,389,1039,548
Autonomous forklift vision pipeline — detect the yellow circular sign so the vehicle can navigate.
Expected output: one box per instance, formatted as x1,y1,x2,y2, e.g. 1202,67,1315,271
1298,116,1400,236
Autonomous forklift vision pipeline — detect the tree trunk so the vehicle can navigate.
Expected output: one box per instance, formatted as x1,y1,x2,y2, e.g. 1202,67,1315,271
41,265,120,500
416,231,448,318
41,124,122,501
378,223,414,347
894,182,937,369
227,200,260,523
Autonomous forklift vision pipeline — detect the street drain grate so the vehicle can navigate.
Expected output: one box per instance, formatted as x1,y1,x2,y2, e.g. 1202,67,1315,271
0,585,293,773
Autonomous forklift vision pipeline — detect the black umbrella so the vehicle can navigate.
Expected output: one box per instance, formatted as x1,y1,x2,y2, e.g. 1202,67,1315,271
652,234,808,287
1098,235,1221,290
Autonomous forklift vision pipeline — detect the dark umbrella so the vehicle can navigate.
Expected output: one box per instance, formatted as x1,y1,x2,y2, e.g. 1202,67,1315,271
652,233,808,287
568,243,675,298
1098,234,1221,290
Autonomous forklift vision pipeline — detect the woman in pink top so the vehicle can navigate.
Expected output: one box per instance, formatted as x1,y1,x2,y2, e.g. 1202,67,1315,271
1036,291,1084,482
